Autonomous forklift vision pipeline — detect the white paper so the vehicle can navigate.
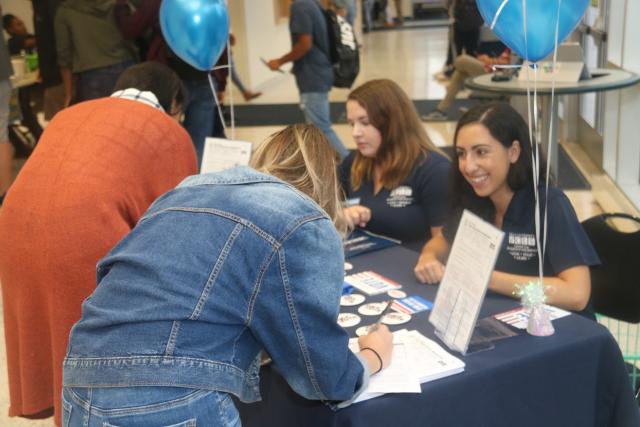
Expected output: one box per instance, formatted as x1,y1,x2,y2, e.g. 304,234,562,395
200,138,252,173
494,305,571,330
429,210,505,354
348,330,464,404
394,329,465,382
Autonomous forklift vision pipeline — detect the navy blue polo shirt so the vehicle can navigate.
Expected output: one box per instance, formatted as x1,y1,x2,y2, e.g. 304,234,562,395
495,185,600,277
339,151,451,252
289,0,333,93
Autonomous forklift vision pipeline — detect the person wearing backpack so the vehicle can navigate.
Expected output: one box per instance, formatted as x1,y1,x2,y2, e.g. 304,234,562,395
267,0,349,159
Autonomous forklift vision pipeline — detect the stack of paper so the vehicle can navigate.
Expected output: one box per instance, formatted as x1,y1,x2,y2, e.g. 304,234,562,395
348,329,465,403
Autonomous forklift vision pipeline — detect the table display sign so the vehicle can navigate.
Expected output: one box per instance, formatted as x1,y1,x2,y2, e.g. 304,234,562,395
429,210,504,354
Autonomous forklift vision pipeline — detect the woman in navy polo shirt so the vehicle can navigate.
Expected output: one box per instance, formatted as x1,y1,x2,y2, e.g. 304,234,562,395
340,79,451,252
414,102,599,312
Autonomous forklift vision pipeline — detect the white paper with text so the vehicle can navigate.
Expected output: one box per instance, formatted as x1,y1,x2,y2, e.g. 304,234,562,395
200,138,252,173
429,210,504,354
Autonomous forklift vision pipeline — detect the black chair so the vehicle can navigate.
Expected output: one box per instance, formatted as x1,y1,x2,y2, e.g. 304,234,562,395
581,213,640,323
582,213,640,393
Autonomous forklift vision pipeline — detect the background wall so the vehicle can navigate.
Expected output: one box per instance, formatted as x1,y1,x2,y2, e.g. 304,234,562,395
1,0,35,35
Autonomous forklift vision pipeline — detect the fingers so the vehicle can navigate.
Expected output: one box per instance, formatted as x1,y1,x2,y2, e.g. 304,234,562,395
358,324,393,370
414,258,445,284
344,205,371,229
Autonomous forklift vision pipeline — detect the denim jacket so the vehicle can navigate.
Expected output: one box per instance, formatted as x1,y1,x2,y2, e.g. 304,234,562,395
63,167,367,405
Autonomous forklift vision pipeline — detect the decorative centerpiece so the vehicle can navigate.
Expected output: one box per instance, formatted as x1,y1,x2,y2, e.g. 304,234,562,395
514,281,555,337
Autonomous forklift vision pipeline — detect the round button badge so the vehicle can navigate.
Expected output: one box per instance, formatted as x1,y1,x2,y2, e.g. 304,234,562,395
337,312,361,328
358,302,388,316
340,293,366,307
381,311,411,325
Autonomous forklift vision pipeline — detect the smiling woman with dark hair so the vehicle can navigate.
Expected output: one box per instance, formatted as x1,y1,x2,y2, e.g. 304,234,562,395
414,102,600,314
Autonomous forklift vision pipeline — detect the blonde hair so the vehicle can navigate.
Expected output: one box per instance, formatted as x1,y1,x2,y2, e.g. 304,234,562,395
250,124,347,235
347,79,446,191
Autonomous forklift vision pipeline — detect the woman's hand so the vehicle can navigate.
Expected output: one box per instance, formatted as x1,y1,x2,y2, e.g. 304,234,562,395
414,252,445,284
344,205,371,229
358,324,393,374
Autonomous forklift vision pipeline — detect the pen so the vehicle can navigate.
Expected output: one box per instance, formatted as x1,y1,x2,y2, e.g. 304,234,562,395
369,300,393,332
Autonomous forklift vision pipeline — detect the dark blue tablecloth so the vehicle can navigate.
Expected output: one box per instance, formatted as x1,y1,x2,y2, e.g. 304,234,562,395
238,246,640,427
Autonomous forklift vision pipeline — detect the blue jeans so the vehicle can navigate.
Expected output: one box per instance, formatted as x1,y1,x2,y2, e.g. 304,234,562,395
182,79,223,169
75,61,134,103
300,92,348,159
62,387,240,427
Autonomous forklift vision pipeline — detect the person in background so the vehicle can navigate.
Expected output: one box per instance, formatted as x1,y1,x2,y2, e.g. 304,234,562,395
362,0,374,32
2,14,36,55
229,33,261,102
437,0,484,80
32,0,66,121
0,62,197,426
54,0,137,107
267,0,349,159
60,123,393,426
0,8,13,206
340,79,451,252
414,102,599,315
114,0,227,167
424,46,511,121
2,13,43,139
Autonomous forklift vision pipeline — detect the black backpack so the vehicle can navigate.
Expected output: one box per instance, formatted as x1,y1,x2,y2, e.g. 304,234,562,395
324,10,360,88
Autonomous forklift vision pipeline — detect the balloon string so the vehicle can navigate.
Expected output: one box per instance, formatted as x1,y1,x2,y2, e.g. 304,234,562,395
226,39,236,141
208,74,228,136
490,0,512,30
520,0,544,283
544,0,562,263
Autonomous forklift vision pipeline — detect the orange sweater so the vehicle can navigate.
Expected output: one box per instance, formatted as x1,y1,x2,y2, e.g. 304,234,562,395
0,97,197,425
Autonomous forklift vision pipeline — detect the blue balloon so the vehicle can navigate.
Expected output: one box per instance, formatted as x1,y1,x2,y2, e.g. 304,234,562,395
160,0,229,71
476,0,589,62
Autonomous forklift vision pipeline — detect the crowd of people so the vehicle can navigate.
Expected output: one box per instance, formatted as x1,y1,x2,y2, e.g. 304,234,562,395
0,1,601,426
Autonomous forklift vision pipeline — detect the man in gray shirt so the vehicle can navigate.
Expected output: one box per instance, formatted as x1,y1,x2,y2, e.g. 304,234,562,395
267,0,348,159
0,8,14,205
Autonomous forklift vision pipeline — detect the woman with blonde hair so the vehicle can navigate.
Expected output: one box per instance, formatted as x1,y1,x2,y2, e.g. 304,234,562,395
61,123,393,426
341,78,451,251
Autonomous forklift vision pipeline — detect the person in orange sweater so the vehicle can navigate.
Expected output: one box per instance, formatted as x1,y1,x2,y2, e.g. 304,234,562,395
0,61,197,426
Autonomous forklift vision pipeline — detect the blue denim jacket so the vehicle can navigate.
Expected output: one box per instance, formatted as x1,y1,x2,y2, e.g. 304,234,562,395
63,167,367,405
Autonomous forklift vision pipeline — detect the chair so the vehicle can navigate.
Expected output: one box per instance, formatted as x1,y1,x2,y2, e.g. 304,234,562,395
581,213,640,391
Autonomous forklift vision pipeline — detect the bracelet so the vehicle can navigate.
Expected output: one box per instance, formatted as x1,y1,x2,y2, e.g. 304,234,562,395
360,347,383,375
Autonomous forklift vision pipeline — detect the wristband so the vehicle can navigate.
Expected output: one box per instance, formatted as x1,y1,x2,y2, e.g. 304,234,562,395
360,347,383,374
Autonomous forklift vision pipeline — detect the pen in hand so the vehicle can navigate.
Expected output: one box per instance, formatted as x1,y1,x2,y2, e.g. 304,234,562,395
369,300,393,332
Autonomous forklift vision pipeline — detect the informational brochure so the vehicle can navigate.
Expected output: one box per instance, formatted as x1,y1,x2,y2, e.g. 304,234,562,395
343,229,401,258
429,210,505,355
344,271,402,296
494,305,571,330
200,137,252,173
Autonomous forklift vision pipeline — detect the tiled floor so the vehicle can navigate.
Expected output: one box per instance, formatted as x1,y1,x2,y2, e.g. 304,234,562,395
1,19,637,427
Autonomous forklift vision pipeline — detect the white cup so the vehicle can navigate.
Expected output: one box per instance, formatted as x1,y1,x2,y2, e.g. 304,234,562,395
11,58,25,78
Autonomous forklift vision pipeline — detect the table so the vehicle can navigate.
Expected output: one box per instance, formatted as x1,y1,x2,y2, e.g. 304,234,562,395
464,68,640,176
238,245,640,427
10,70,39,89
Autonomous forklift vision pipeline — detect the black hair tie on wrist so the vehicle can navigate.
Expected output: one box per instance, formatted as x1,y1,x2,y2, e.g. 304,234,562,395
360,347,383,374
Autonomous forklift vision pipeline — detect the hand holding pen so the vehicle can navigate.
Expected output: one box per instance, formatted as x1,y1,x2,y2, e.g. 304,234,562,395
357,301,394,375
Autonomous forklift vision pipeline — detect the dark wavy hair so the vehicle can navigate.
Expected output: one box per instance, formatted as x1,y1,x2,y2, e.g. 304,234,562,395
113,62,186,115
445,102,549,238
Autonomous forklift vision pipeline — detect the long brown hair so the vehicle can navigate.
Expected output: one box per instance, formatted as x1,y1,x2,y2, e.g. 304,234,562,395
250,124,347,235
347,79,443,190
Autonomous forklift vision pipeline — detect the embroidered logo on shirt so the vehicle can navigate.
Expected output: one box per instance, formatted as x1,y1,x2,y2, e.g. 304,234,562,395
506,232,537,261
386,186,414,208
